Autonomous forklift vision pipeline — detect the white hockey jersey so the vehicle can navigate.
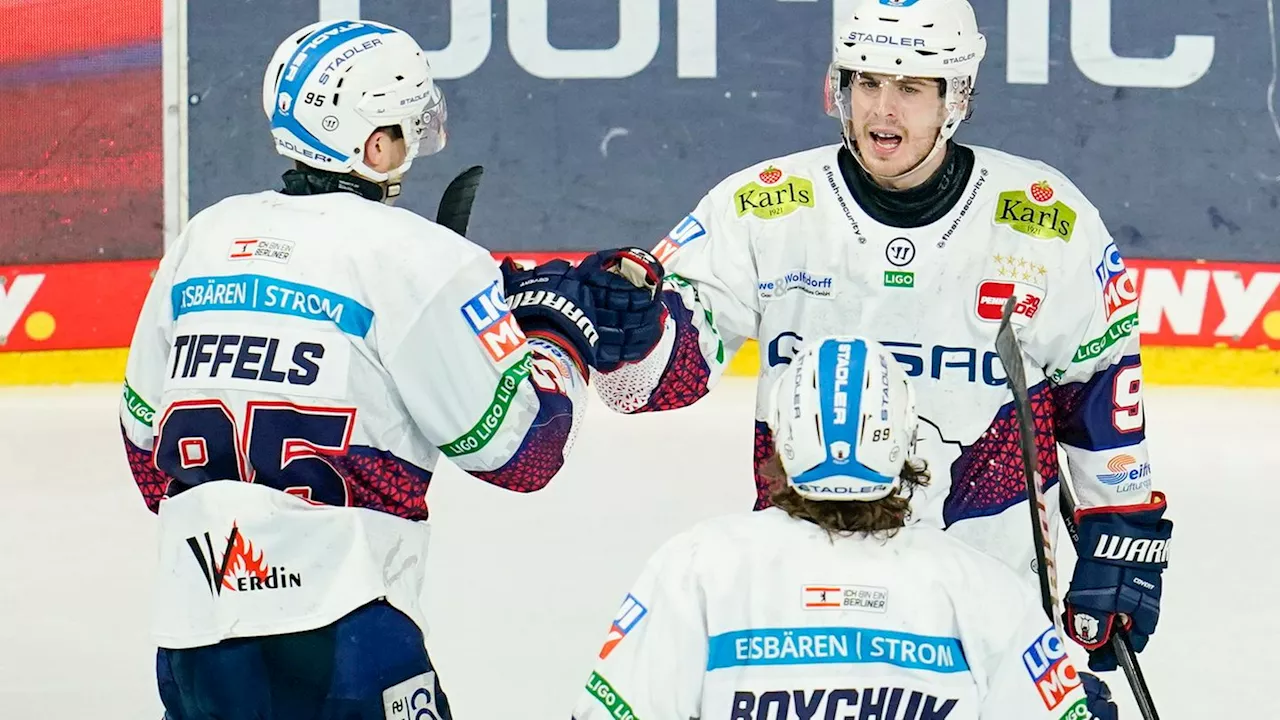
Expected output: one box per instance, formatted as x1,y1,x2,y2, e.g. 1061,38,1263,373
572,508,1094,720
596,143,1152,580
119,187,586,648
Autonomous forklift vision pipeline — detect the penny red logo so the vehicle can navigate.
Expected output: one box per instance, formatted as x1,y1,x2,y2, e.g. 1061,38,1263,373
977,280,1044,322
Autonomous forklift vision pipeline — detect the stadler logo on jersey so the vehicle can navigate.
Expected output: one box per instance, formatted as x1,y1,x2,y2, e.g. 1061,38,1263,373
186,523,303,597
994,181,1077,243
734,168,815,220
461,280,527,362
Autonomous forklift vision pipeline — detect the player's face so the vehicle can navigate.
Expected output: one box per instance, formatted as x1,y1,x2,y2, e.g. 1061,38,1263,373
848,73,946,182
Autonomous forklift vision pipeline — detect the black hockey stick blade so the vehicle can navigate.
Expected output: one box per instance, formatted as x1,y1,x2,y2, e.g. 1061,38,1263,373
436,165,484,237
995,297,1161,720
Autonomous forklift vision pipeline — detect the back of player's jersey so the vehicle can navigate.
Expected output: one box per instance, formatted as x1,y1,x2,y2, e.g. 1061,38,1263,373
122,189,501,519
574,508,1094,720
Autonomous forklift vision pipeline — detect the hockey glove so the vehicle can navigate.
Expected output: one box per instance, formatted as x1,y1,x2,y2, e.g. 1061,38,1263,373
1080,672,1118,720
500,257,599,378
572,247,666,372
1063,491,1172,671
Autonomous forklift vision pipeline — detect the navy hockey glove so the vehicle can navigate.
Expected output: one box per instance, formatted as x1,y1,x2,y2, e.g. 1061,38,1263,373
500,257,599,377
1064,492,1172,671
1080,672,1118,720
572,247,665,372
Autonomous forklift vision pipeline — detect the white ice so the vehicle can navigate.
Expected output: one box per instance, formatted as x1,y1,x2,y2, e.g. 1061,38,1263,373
0,379,1274,719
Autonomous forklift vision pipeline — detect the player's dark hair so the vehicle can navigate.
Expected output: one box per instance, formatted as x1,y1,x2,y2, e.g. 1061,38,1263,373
762,452,930,541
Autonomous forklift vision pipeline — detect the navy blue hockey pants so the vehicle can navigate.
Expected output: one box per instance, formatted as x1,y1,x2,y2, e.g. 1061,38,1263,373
157,600,452,720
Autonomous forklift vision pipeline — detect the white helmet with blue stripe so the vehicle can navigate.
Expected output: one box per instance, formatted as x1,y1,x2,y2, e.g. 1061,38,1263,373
768,336,919,502
262,20,447,183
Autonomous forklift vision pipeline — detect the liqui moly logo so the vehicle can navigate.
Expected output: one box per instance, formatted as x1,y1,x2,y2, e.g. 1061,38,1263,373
1095,243,1138,319
599,594,648,660
1021,627,1081,711
461,280,526,362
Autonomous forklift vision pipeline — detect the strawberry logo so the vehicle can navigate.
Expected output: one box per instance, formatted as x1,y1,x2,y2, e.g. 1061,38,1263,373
759,166,783,185
1029,180,1054,204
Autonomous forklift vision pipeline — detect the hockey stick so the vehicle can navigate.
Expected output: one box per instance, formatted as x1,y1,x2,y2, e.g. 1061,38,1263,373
436,165,485,237
994,296,1160,720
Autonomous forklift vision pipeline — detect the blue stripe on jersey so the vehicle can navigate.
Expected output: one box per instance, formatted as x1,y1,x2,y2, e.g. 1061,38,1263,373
707,626,969,674
171,274,374,338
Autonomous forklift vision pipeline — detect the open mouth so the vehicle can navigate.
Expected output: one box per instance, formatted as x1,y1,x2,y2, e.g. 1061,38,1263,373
868,131,903,153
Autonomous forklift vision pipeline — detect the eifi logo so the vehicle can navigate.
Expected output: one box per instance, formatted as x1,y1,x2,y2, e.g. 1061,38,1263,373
461,280,527,362
1021,626,1081,711
653,214,707,264
599,594,647,660
976,280,1044,322
186,523,302,596
1096,454,1151,486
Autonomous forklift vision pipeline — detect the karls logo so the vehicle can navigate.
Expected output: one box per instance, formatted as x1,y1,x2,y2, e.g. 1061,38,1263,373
653,214,707,264
993,186,1076,242
186,523,303,596
1096,242,1137,319
461,280,527,362
734,173,815,220
1021,626,1081,711
375,0,1212,88
599,594,648,660
1092,534,1170,565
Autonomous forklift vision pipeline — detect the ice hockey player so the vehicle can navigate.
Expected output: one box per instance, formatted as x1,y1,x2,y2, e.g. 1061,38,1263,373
573,336,1119,720
582,0,1173,672
118,19,640,719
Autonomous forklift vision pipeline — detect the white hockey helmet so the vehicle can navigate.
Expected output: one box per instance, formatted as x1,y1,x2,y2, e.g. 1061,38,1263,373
767,336,919,502
825,0,987,148
262,20,447,184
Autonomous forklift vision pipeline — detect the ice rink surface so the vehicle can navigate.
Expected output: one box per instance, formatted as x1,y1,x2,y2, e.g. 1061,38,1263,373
1,378,1275,719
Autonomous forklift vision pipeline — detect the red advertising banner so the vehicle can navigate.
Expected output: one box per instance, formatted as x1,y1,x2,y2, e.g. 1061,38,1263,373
3,255,1279,354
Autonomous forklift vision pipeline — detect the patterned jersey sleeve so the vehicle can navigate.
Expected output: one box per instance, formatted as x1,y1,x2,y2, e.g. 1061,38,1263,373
979,609,1092,720
119,230,190,512
570,532,706,720
593,185,762,414
1027,207,1152,511
383,252,588,493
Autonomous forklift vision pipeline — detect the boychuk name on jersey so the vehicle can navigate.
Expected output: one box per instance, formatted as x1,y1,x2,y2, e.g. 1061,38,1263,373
731,687,958,720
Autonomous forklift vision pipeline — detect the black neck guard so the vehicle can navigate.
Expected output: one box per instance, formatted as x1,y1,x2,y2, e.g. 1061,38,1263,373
837,141,975,229
279,167,399,203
